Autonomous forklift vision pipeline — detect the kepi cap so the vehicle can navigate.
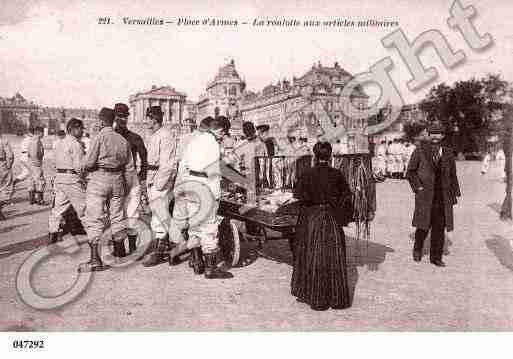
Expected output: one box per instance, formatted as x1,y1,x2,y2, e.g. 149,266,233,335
114,103,129,118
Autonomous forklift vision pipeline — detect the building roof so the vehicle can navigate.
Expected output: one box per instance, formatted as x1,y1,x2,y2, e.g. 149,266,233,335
207,60,245,89
130,85,186,102
0,92,38,108
297,62,352,83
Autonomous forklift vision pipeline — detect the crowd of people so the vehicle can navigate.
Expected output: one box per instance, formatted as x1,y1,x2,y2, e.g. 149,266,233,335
0,108,461,312
373,138,417,181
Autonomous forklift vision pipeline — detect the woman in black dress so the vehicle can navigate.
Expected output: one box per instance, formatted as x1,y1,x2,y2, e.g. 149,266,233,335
291,142,353,311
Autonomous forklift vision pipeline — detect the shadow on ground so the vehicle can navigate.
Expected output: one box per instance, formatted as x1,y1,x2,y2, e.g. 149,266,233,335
242,236,393,306
3,206,50,221
0,223,28,234
488,202,501,216
486,235,513,271
0,234,47,259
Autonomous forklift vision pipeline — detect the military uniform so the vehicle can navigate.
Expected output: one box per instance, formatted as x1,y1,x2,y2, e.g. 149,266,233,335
113,103,148,254
48,135,86,242
80,112,136,272
15,133,32,184
0,136,14,220
145,125,177,254
172,130,234,278
27,134,46,204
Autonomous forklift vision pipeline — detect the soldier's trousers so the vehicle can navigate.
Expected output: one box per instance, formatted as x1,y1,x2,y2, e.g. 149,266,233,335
15,156,30,182
171,193,221,254
125,178,141,236
147,184,171,240
48,182,86,233
84,173,126,243
0,162,14,203
29,165,45,192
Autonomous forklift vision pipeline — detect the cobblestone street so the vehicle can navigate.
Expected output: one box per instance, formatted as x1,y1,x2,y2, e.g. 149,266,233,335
1,148,512,330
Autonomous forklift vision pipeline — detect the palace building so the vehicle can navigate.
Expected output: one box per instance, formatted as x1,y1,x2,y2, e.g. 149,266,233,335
129,85,187,125
238,61,370,152
197,60,246,132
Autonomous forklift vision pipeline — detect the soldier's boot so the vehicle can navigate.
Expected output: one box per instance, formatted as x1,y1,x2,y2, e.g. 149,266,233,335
37,192,45,205
128,234,137,254
204,252,233,279
78,242,110,272
28,191,35,204
48,232,62,245
142,235,170,267
190,247,205,275
112,240,127,258
0,202,6,221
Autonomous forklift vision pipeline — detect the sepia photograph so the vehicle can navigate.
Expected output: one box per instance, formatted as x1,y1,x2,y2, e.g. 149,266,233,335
1,0,513,356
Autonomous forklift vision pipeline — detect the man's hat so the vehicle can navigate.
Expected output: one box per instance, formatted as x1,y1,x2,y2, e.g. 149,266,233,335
99,107,115,122
66,118,84,129
146,106,163,118
114,103,129,118
256,124,270,132
216,115,231,134
427,122,445,135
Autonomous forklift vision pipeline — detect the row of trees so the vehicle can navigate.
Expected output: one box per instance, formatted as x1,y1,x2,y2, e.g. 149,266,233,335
402,73,511,154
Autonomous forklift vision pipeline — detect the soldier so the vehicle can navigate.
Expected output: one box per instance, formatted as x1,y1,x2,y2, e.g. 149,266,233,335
172,117,233,279
141,106,178,267
113,103,148,255
48,118,87,244
0,130,15,220
14,128,33,193
27,126,46,205
80,108,136,272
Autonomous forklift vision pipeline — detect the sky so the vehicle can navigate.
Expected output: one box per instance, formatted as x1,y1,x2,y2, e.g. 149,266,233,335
0,0,512,109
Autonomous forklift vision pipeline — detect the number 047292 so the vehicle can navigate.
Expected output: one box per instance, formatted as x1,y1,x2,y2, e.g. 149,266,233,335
12,340,45,349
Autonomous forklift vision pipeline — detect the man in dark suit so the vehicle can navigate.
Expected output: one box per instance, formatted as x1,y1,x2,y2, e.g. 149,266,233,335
406,123,461,267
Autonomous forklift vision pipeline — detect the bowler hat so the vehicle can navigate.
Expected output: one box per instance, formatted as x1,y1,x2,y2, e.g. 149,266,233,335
99,107,115,122
114,103,130,117
427,122,445,135
146,106,163,118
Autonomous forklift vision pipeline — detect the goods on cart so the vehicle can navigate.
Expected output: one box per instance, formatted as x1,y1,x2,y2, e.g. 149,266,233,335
218,153,376,266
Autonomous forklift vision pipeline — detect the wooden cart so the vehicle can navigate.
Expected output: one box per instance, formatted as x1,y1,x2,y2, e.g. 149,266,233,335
217,153,376,267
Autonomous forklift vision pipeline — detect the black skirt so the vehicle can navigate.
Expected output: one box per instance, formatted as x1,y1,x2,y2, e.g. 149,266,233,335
291,204,351,310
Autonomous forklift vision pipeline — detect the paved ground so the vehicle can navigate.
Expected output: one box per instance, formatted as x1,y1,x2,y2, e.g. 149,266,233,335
1,141,512,330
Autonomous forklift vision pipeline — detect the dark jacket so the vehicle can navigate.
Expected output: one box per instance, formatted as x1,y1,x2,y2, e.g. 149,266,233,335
406,141,461,231
116,128,148,181
294,162,353,227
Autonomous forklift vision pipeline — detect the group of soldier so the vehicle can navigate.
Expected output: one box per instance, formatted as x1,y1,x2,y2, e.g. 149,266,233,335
1,103,236,279
374,138,416,180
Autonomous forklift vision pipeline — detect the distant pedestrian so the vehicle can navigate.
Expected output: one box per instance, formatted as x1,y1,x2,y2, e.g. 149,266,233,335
481,150,491,175
406,123,461,267
0,130,15,220
27,126,46,205
48,119,87,244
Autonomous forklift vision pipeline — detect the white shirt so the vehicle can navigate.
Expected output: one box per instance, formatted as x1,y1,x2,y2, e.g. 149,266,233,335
376,144,387,157
20,134,32,161
81,137,91,153
180,131,221,198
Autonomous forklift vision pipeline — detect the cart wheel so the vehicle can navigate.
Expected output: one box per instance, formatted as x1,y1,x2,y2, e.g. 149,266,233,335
218,218,241,267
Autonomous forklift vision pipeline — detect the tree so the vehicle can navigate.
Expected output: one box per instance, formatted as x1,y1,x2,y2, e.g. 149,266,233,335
420,74,509,154
500,104,513,220
403,120,428,141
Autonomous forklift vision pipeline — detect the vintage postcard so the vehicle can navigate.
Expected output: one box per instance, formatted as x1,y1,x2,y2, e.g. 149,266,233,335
0,0,512,356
